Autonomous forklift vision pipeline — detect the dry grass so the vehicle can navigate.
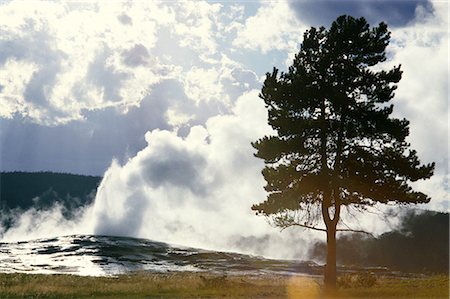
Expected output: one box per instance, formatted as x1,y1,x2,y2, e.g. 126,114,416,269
0,272,290,298
0,272,448,298
336,274,449,299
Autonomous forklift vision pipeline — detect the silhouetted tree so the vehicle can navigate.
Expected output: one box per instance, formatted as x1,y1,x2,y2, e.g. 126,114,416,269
252,15,434,292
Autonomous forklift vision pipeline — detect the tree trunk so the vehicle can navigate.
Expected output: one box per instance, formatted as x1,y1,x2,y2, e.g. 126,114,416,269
324,224,337,294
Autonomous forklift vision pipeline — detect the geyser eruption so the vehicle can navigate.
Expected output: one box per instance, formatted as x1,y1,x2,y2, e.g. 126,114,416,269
0,91,313,259
90,91,312,258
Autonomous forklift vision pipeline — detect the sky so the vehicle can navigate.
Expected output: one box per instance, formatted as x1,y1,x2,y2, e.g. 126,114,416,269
0,1,448,253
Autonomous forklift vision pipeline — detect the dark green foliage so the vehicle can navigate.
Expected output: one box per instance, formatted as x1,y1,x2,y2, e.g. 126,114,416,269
310,210,449,274
252,15,435,290
252,15,434,220
0,171,101,224
0,171,101,210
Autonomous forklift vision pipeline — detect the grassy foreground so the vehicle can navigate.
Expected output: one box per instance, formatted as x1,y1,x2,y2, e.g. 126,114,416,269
0,272,448,299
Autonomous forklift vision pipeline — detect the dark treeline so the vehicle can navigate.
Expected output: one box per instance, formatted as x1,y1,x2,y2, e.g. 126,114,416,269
0,171,101,214
309,209,449,274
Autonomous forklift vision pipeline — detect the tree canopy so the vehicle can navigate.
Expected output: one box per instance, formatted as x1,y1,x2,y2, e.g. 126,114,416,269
251,15,434,290
252,15,434,226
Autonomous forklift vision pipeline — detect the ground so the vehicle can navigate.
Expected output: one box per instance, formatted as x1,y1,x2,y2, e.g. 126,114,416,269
0,272,448,298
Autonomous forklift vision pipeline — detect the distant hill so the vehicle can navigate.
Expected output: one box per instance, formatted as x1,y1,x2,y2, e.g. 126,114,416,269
309,209,449,274
0,171,102,214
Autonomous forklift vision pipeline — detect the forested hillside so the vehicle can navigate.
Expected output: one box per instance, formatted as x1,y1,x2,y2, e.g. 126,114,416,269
0,171,101,212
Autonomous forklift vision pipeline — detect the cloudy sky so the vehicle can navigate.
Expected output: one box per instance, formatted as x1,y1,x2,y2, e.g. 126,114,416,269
0,0,448,235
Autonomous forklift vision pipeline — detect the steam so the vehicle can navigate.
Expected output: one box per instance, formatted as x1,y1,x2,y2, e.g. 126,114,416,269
89,90,314,258
0,91,313,259
0,91,428,260
1,203,94,242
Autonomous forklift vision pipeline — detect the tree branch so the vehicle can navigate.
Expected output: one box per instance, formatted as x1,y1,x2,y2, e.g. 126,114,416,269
282,223,374,237
280,223,327,232
336,228,374,237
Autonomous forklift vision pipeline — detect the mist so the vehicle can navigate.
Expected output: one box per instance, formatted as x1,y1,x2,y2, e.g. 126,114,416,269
0,92,314,259
0,91,439,261
89,91,315,259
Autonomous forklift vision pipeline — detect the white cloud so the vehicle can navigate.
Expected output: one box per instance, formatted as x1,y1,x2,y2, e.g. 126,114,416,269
0,1,157,124
387,2,449,211
172,1,222,55
181,54,260,110
0,59,37,118
165,106,193,128
0,1,243,125
233,0,306,54
183,66,224,105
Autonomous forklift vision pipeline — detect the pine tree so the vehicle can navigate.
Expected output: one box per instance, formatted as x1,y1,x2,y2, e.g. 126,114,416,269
252,15,434,292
